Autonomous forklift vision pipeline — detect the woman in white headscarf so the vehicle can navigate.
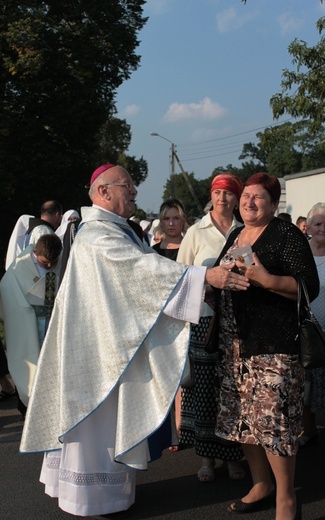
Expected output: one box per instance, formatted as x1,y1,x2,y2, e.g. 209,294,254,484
55,210,80,242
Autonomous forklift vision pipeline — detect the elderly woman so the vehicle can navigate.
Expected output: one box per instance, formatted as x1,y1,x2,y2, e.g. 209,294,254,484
299,203,325,447
177,172,245,482
213,173,319,519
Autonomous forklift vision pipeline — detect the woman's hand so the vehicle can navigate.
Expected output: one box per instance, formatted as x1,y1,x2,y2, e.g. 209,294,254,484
235,252,268,287
206,264,250,291
235,252,298,299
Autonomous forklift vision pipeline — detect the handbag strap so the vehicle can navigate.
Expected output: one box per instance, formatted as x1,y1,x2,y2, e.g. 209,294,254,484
297,278,311,328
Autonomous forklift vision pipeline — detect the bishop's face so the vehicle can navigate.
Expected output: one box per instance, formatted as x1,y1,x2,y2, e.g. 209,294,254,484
101,168,138,218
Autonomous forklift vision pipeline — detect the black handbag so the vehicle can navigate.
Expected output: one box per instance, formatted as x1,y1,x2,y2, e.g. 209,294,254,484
204,312,219,353
297,278,325,370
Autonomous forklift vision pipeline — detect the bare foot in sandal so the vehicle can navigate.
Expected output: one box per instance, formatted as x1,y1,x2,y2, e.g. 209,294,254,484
197,457,215,482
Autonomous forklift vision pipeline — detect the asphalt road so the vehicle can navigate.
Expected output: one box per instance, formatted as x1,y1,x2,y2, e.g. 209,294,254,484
0,398,325,520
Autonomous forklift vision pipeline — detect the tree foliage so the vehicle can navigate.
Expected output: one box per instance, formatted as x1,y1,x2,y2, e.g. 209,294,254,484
270,16,325,134
238,121,325,177
162,173,210,218
0,1,148,271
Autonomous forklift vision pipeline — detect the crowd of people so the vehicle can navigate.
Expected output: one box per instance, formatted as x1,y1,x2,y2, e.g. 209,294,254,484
0,164,324,520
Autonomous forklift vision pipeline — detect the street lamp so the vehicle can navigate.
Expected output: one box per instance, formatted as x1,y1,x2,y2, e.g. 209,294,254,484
150,132,175,197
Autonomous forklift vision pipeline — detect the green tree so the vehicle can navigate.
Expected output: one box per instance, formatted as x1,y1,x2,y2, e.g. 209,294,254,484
162,173,209,217
0,1,148,271
239,142,268,169
270,14,325,134
238,122,325,177
96,117,147,186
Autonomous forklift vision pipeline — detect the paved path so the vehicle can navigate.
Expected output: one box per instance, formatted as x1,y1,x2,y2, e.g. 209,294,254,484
0,400,325,519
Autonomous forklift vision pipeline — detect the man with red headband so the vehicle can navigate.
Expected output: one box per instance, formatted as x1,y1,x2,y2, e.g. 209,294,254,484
20,164,249,519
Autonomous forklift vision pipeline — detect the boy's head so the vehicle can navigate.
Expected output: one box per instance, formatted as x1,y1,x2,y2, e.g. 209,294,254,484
34,234,62,269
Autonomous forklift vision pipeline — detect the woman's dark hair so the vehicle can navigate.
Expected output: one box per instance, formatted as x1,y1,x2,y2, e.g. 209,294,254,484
245,173,281,204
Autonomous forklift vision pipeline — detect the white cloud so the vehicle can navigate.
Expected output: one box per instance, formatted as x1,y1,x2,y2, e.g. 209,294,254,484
123,104,141,117
163,97,227,122
277,13,303,35
216,7,257,34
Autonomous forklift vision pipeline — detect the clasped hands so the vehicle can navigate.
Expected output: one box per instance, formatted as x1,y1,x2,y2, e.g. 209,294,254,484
205,252,268,292
205,263,250,292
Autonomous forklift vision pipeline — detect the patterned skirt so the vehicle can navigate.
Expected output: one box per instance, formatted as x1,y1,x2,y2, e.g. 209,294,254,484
179,316,243,461
216,294,304,457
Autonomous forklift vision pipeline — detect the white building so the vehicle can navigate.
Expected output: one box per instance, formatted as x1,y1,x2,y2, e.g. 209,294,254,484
282,167,325,223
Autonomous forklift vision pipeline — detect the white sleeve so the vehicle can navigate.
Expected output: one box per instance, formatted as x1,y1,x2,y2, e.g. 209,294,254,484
163,265,207,324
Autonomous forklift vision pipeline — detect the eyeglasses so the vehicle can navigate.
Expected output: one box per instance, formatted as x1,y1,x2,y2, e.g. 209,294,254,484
104,183,134,189
85,181,137,189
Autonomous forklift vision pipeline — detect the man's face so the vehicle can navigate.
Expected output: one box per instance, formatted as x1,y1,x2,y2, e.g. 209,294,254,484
101,168,138,218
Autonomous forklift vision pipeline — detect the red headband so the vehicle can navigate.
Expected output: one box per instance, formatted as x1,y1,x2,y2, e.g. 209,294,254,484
210,173,243,201
89,163,116,187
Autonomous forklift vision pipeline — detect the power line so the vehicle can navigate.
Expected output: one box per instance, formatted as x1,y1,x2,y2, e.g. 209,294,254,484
178,118,294,148
176,119,293,163
180,137,260,158
181,148,245,162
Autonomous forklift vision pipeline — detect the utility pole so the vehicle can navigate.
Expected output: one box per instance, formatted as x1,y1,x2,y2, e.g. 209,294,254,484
150,132,203,213
170,142,175,197
172,149,203,214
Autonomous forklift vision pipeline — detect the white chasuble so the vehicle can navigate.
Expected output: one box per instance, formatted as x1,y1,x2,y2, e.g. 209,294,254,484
0,246,60,405
20,206,207,516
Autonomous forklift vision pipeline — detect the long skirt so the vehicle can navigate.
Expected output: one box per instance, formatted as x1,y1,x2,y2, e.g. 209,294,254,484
179,316,243,461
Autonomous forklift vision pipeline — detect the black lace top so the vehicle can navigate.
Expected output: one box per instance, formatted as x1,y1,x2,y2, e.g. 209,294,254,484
214,217,319,357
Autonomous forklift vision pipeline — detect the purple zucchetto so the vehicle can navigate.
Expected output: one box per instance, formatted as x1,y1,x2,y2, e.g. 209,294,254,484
89,163,116,187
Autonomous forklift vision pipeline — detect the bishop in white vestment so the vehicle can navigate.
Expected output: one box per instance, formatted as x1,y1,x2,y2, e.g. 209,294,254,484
20,164,249,518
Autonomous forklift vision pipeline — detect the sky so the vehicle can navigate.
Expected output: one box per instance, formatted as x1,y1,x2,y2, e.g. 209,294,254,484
116,0,324,215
